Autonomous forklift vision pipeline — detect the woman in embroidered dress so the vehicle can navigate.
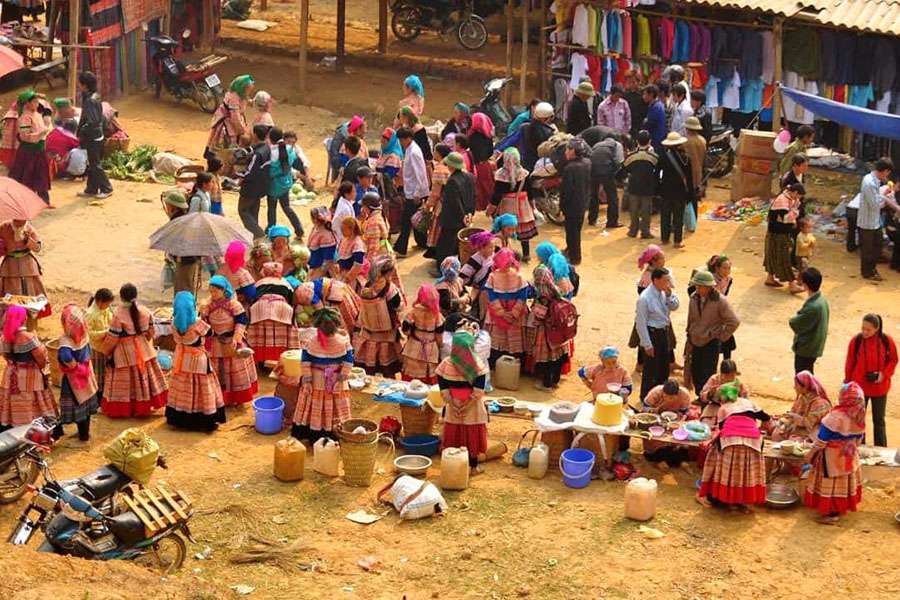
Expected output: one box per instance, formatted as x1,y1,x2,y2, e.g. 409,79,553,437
579,346,633,399
307,207,337,279
460,231,495,321
707,254,736,359
434,256,470,317
490,148,536,259
0,100,19,168
85,288,114,393
203,275,258,406
425,143,452,259
311,277,359,336
803,382,865,524
0,219,50,315
247,262,301,364
57,304,98,441
291,308,354,443
401,284,445,383
219,240,257,307
772,370,832,442
398,75,425,118
101,284,168,418
764,184,804,292
484,248,529,369
360,193,389,261
165,292,225,431
698,360,748,425
206,75,254,166
336,217,365,290
526,255,568,390
354,257,404,376
697,383,770,511
10,90,52,206
268,225,296,280
0,305,56,431
438,330,490,474
467,112,495,212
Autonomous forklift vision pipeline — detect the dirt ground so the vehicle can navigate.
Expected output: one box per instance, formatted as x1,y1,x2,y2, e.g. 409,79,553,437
0,31,899,600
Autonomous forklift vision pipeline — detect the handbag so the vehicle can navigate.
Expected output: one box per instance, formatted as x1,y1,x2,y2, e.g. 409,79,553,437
684,202,697,232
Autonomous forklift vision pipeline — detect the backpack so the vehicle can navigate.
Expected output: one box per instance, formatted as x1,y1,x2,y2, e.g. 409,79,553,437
547,299,578,348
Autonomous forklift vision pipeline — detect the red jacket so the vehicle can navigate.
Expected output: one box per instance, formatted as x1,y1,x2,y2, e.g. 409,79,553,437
844,334,898,397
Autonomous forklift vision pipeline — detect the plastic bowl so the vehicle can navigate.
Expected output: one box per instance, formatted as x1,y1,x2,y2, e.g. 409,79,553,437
648,425,665,438
672,428,689,441
394,454,432,477
660,411,678,423
399,434,441,457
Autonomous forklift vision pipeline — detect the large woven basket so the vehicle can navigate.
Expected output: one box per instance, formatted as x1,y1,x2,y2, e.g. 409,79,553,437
540,429,573,472
400,404,436,436
457,227,484,265
45,337,62,388
338,419,393,487
337,419,379,443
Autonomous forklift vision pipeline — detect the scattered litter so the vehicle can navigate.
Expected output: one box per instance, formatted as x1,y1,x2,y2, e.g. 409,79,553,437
546,558,558,568
771,376,782,382
136,198,153,203
233,483,242,489
342,588,354,593
192,568,202,574
208,452,221,461
235,19,277,32
638,525,666,539
346,510,382,525
231,584,255,596
193,546,212,560
357,555,382,572
601,230,609,237
272,514,289,524
88,200,105,207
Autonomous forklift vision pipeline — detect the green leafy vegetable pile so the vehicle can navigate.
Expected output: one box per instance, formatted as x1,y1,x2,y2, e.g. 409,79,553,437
101,145,158,181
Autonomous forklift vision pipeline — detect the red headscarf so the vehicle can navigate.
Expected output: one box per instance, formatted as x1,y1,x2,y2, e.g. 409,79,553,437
638,244,663,269
61,303,87,346
795,370,829,402
822,382,866,436
2,305,26,343
493,247,519,272
469,112,495,139
225,240,247,273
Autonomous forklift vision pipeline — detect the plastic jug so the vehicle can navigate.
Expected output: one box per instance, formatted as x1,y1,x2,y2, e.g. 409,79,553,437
312,438,340,477
273,437,306,482
624,477,658,521
439,447,470,490
527,442,549,479
493,355,521,391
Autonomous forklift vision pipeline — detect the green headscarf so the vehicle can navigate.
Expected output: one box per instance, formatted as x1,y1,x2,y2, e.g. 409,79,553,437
312,307,342,334
229,75,255,99
454,102,470,115
17,89,38,114
717,382,742,403
399,105,419,126
449,331,482,384
53,97,71,108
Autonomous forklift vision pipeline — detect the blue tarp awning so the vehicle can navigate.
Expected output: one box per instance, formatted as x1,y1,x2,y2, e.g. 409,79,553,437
780,85,900,141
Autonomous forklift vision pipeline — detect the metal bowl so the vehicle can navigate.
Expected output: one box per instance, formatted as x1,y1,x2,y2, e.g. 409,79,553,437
393,454,432,477
765,483,800,509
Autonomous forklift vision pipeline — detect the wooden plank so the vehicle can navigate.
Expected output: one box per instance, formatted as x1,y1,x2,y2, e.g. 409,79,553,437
157,484,189,520
134,493,166,530
67,0,80,105
122,495,155,532
298,0,309,93
145,488,177,525
336,0,346,70
118,39,129,96
519,6,529,106
378,0,388,54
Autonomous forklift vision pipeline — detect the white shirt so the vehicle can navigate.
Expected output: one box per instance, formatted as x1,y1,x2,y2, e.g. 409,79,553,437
721,70,741,110
402,141,430,200
332,196,355,242
671,98,693,136
572,4,590,47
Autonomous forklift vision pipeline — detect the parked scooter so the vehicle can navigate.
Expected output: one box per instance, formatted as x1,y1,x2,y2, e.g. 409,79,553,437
704,124,736,179
391,0,488,50
0,417,56,504
145,26,227,114
530,176,565,225
473,77,525,139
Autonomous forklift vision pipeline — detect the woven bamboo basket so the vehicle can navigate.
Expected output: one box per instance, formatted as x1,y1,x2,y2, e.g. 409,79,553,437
337,419,378,443
102,136,130,158
540,429,573,471
399,404,436,436
45,337,62,388
339,436,379,487
457,227,484,265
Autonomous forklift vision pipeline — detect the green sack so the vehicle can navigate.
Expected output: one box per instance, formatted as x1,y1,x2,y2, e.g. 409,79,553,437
103,428,160,485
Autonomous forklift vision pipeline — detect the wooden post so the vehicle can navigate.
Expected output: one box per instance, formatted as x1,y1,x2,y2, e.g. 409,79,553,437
538,0,546,99
519,5,528,105
772,18,783,132
261,0,268,10
504,0,513,107
47,1,58,62
299,0,309,93
336,0,346,70
67,0,80,104
378,0,388,54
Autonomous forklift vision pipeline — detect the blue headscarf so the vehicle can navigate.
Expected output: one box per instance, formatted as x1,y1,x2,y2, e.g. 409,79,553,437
535,241,560,265
267,225,291,240
600,346,620,359
284,275,301,290
436,256,461,284
173,291,197,335
209,275,234,298
311,278,325,305
492,213,518,234
404,75,424,97
548,253,570,282
382,132,404,160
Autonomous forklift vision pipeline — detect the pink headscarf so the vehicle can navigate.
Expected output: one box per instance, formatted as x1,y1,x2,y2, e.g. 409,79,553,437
415,284,440,316
795,370,829,402
3,305,26,343
261,262,283,278
61,303,87,346
348,115,365,135
822,382,867,436
637,244,663,269
469,231,495,250
469,112,495,139
225,240,247,273
360,257,371,279
493,247,519,271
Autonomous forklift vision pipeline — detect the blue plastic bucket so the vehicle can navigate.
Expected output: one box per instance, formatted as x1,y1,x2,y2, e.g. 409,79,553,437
559,448,595,489
252,396,284,434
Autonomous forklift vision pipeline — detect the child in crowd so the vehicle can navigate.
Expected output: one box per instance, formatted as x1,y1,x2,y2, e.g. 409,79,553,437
85,287,114,392
207,157,224,215
401,284,445,383
332,181,356,242
56,304,100,441
307,207,337,278
795,217,816,273
283,130,312,189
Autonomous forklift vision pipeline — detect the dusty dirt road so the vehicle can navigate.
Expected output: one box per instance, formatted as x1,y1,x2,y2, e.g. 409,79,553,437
0,44,898,600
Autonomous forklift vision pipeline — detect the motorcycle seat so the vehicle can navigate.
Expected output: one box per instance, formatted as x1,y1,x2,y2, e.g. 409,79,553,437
78,465,130,501
0,428,26,460
108,511,147,545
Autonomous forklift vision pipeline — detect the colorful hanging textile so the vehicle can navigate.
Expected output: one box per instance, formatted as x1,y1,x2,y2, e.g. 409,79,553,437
86,0,124,45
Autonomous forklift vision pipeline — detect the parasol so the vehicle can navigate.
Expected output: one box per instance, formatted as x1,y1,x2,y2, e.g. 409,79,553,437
0,176,47,220
149,212,253,257
0,46,24,79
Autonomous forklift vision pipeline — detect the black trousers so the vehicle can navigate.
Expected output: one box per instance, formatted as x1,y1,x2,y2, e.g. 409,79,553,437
859,227,882,278
888,226,900,270
640,326,671,400
846,207,859,252
690,340,720,396
83,139,112,194
536,357,566,387
590,174,619,226
393,196,421,255
794,354,816,374
659,196,685,244
238,193,266,239
563,203,586,263
865,395,887,447
266,193,305,238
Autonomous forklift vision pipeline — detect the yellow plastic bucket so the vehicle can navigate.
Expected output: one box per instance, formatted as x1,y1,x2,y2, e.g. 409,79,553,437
279,350,303,378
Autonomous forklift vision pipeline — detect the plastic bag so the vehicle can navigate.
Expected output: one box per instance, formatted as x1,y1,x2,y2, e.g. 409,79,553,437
103,428,160,485
684,202,697,232
151,152,193,176
378,475,448,520
66,149,88,176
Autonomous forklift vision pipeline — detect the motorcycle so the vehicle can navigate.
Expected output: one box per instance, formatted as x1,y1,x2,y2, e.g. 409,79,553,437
0,418,56,504
391,0,488,50
531,176,565,226
704,124,736,179
9,453,192,575
473,77,525,139
145,26,227,114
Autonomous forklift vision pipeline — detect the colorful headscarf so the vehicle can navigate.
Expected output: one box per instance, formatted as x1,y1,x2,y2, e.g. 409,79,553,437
717,382,741,403
61,303,87,346
229,75,255,99
2,305,26,342
454,102,470,115
449,331,485,383
535,241,560,265
493,247,519,271
17,89,38,108
310,206,332,226
404,75,425,97
399,105,419,126
548,253,570,282
261,262,283,278
312,307,342,340
250,240,272,266
348,115,365,135
224,241,246,273
469,112,494,139
380,129,404,160
532,263,561,301
825,382,867,435
469,231,495,250
53,97,71,108
638,244,663,269
436,256,461,284
795,370,829,402
415,284,440,316
494,147,529,187
209,274,234,298
600,346,619,359
707,254,729,272
291,244,311,263
492,213,518,235
173,291,197,335
267,224,291,240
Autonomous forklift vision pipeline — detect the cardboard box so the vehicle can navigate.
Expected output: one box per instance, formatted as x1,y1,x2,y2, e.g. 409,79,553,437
737,129,778,161
730,166,773,202
738,156,773,175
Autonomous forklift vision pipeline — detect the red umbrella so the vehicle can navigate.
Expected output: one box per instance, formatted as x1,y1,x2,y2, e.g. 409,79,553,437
0,45,24,79
0,177,46,221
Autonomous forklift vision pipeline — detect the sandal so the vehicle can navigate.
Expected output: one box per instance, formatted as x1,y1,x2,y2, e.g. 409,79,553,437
764,280,784,288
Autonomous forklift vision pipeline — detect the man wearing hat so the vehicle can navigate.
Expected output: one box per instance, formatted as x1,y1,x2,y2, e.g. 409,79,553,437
686,268,740,393
521,102,556,172
658,131,695,248
683,116,707,212
566,81,595,136
433,151,476,263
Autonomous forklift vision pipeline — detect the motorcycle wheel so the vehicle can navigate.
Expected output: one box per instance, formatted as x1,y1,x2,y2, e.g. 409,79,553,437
391,8,422,41
194,82,219,114
536,189,565,226
711,150,735,178
0,458,38,504
457,16,487,50
136,533,186,575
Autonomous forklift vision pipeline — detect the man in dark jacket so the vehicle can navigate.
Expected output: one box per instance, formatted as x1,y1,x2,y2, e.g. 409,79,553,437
624,130,658,239
75,71,113,199
434,151,476,262
658,132,694,248
560,140,592,265
521,102,556,171
690,91,712,141
238,124,272,239
589,136,624,228
624,70,647,140
641,84,668,152
565,81,595,136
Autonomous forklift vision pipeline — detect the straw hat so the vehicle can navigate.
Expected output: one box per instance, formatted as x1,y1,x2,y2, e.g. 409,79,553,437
443,152,466,171
575,81,596,97
690,268,716,287
534,102,554,119
685,116,703,132
661,131,688,146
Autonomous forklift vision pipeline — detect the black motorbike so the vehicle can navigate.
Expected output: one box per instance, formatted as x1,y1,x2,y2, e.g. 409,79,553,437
391,0,488,50
145,27,227,114
473,77,525,139
0,418,56,504
704,124,736,179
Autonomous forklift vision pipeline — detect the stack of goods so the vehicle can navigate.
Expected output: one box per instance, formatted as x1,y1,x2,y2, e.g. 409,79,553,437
707,197,769,224
732,130,777,201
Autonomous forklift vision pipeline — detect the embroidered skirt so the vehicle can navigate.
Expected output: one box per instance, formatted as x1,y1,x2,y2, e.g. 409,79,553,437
166,370,226,432
59,379,99,424
353,330,401,375
0,386,57,426
698,443,766,505
441,422,488,457
292,386,351,433
246,321,301,363
496,191,538,241
803,453,863,516
210,355,259,405
10,146,50,195
101,359,168,418
763,231,794,282
485,321,525,354
401,336,440,381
